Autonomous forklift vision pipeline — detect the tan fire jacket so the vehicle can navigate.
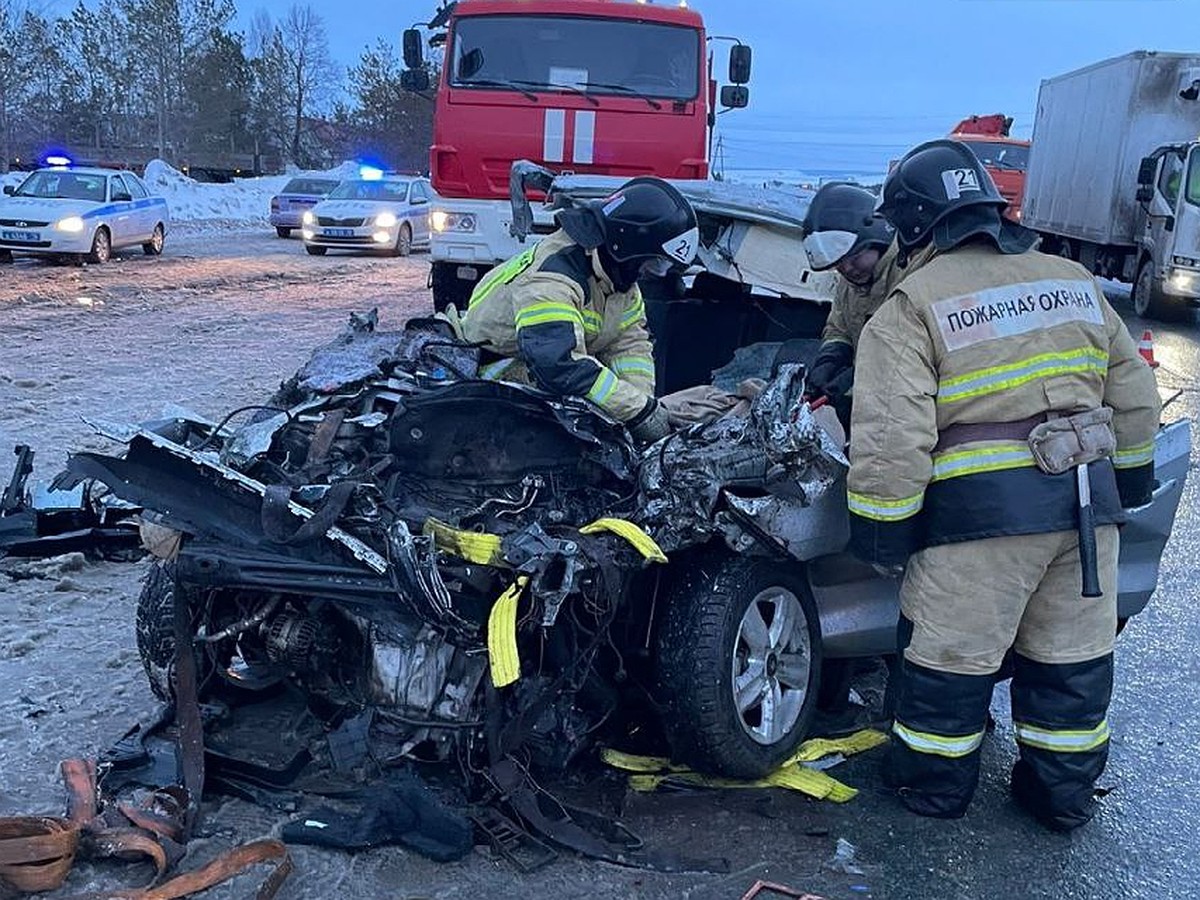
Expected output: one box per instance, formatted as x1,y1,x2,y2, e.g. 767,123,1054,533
847,243,1159,563
822,241,906,349
459,229,655,422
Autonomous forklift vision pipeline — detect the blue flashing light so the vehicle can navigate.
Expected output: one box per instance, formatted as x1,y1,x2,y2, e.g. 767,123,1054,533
359,165,385,181
44,154,72,167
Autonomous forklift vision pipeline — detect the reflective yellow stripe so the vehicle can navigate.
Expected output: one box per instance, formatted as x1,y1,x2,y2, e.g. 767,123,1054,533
892,722,985,758
938,347,1108,404
580,309,603,335
586,368,618,406
1113,441,1154,469
620,296,646,330
514,300,584,330
611,355,655,379
1014,719,1109,753
470,246,536,307
931,441,1038,481
847,489,924,522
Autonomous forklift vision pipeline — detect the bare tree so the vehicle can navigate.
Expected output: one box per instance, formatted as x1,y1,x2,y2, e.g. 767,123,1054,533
279,3,339,165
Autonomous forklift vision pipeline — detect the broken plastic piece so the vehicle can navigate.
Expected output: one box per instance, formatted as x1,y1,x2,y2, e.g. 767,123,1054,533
579,517,668,563
487,576,527,687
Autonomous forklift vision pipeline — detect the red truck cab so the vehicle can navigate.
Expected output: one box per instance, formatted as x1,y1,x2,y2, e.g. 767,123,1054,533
950,115,1031,222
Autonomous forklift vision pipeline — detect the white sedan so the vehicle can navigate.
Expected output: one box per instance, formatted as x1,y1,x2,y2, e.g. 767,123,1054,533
0,165,169,264
301,175,432,257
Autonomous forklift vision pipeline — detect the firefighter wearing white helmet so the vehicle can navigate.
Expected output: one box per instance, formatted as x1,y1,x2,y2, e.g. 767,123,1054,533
461,176,699,446
849,139,1159,829
801,182,904,419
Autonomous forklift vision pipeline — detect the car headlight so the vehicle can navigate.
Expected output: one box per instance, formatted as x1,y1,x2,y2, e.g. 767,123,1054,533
374,212,398,228
431,210,476,233
55,215,85,233
302,211,315,225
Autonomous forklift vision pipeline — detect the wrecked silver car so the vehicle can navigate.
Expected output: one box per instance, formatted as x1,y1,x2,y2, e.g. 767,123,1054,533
51,171,1190,822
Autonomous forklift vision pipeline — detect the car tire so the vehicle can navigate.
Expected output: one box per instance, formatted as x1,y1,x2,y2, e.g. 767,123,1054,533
0,249,12,264
142,224,165,256
136,561,209,701
393,223,412,257
656,554,823,779
305,244,327,256
276,226,292,238
87,227,111,264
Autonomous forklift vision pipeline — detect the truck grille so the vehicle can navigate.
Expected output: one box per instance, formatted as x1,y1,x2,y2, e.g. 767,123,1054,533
0,218,50,227
317,216,363,227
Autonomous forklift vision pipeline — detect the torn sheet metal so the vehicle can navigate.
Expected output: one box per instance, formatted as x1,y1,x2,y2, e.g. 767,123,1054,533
637,365,848,556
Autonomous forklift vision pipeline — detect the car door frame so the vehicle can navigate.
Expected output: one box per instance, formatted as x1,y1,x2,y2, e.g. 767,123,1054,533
106,174,136,248
119,173,154,241
408,181,431,246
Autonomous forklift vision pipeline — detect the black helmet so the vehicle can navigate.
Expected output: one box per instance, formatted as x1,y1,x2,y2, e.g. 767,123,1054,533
801,182,894,271
558,177,699,290
877,139,1010,252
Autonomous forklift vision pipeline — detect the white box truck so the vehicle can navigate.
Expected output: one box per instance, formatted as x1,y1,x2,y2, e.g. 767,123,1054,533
1023,51,1200,318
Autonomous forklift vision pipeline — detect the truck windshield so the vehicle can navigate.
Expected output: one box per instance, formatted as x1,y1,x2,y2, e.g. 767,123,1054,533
450,15,700,101
960,140,1030,173
1187,149,1200,207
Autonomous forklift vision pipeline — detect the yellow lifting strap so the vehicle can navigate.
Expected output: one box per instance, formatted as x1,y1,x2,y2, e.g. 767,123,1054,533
423,518,505,567
578,517,668,563
487,576,528,688
600,729,888,804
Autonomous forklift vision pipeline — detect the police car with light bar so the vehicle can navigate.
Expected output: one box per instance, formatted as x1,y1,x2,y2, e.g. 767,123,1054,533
0,157,170,264
301,167,432,257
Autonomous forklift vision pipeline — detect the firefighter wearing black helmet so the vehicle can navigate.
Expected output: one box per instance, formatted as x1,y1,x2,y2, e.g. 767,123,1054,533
801,183,903,417
461,177,698,445
847,139,1159,829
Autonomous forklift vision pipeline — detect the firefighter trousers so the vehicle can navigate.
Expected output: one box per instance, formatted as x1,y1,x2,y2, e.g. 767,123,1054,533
886,527,1118,829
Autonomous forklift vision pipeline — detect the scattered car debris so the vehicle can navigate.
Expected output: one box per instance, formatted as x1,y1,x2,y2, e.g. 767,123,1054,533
0,444,142,562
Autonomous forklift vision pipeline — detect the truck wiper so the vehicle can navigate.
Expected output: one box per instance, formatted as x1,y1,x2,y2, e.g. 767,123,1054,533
579,81,662,110
457,78,539,102
510,80,600,107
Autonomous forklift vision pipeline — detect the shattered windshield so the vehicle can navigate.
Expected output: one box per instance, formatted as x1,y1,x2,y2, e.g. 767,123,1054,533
450,15,700,101
14,170,108,202
327,180,409,202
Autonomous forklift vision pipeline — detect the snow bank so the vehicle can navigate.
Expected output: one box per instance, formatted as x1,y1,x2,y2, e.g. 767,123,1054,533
142,159,361,226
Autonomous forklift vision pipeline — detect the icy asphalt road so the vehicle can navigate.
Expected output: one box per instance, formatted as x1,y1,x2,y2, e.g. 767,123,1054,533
0,229,1198,900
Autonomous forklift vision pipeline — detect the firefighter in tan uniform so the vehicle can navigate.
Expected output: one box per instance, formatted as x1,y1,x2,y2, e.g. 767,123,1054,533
460,177,698,446
848,140,1159,829
800,183,906,418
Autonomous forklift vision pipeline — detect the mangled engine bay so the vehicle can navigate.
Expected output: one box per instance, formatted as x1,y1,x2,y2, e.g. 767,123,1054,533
58,311,848,808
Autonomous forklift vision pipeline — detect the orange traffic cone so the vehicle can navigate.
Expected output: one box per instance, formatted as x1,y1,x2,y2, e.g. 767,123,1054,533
1137,330,1160,368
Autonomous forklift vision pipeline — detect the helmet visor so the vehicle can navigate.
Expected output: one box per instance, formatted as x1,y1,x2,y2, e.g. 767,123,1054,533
802,229,858,271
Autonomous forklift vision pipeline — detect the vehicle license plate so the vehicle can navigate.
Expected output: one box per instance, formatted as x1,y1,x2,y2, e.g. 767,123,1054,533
325,228,353,237
1,230,37,242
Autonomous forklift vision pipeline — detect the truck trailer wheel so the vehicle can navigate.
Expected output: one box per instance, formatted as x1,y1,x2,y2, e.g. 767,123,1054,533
656,555,822,779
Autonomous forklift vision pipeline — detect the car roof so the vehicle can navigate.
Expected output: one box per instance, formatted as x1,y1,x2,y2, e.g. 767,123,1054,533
32,166,137,177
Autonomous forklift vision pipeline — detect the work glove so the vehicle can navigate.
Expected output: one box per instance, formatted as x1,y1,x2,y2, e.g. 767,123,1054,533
627,397,673,447
806,340,854,403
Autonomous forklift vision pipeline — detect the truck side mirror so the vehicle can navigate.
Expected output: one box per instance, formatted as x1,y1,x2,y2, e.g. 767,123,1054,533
402,28,423,70
720,85,749,109
401,69,430,92
728,44,752,85
1136,184,1154,204
1137,156,1157,185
